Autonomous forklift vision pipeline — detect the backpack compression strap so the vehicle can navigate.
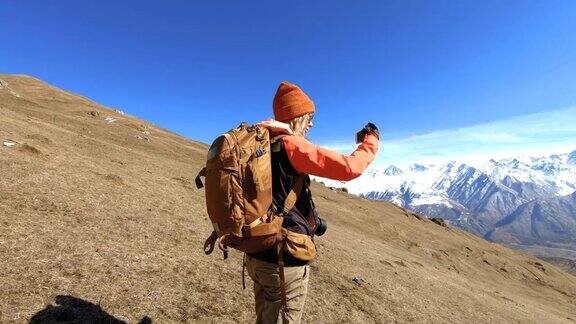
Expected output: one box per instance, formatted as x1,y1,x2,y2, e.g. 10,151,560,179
195,167,206,189
278,240,288,324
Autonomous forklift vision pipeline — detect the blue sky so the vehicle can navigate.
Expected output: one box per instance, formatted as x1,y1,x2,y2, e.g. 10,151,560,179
2,1,576,166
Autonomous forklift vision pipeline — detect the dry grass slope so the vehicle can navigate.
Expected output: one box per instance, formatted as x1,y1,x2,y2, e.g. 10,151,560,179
1,74,575,323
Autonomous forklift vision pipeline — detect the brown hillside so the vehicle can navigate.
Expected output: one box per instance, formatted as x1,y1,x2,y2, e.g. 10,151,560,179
1,74,575,323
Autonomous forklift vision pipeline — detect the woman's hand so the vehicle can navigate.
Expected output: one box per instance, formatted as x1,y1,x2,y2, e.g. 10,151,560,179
356,122,380,143
256,119,294,135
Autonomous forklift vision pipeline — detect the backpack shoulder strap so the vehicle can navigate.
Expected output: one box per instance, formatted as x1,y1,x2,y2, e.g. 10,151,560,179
268,134,306,214
271,134,286,143
270,134,286,153
281,174,305,214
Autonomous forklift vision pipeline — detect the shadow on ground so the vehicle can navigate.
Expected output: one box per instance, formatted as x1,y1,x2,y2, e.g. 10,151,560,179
29,295,152,324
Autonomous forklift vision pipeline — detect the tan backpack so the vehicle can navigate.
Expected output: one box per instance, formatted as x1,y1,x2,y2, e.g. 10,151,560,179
195,122,303,259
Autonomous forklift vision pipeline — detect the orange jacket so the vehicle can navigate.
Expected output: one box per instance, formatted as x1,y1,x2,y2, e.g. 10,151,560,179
282,134,379,181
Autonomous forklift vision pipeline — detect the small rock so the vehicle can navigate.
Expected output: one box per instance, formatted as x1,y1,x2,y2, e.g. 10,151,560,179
3,140,16,147
88,110,99,117
530,261,546,272
138,124,151,135
411,213,424,220
104,174,123,183
394,260,408,267
352,277,365,286
104,117,117,123
380,260,393,267
20,144,41,154
114,109,125,115
430,217,448,228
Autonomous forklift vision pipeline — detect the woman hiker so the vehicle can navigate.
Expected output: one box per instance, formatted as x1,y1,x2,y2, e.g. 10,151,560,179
247,81,380,323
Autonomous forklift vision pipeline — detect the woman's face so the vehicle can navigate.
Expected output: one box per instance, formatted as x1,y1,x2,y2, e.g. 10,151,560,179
304,113,314,135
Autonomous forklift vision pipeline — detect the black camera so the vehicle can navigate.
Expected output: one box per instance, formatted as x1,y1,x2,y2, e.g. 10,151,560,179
355,122,380,143
315,216,327,236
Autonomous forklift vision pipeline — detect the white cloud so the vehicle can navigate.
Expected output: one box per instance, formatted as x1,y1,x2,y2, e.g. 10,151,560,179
320,107,576,168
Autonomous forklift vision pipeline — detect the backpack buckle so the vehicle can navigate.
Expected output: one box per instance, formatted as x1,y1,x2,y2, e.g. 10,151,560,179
255,147,267,157
255,127,265,141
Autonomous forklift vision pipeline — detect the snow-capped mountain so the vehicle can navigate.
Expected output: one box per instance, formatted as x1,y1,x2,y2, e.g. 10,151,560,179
568,150,576,165
317,149,576,248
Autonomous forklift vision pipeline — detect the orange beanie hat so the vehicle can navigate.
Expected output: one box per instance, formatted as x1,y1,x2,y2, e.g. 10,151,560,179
273,81,315,122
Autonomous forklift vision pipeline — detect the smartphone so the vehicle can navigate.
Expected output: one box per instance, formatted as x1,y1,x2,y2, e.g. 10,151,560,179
355,130,365,144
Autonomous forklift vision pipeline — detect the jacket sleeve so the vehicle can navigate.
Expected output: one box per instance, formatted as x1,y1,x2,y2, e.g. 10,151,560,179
282,134,379,181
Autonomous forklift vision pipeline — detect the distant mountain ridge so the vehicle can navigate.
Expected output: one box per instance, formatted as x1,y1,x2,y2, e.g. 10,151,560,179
487,191,576,247
319,151,576,258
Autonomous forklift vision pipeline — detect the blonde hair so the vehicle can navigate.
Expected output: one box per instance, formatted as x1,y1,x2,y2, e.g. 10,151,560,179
288,114,311,136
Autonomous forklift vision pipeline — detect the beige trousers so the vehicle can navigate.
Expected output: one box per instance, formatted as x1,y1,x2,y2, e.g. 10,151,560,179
246,255,310,324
